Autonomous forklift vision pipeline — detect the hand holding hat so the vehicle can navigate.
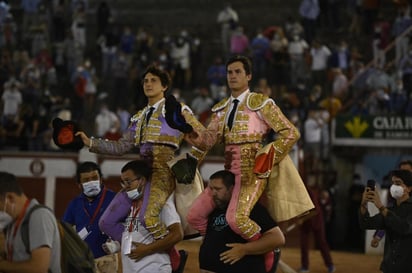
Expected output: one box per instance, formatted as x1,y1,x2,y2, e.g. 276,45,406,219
165,95,193,134
52,118,84,150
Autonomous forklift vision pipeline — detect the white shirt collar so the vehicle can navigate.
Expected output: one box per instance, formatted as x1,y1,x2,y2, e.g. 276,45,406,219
147,98,165,111
230,89,249,104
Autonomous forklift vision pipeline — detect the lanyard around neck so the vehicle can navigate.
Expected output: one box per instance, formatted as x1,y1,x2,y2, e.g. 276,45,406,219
128,200,141,232
83,187,107,226
7,199,31,261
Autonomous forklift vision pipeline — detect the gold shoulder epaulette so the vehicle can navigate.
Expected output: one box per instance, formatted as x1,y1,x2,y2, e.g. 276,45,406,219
247,92,273,111
181,103,194,114
211,98,230,112
130,109,145,122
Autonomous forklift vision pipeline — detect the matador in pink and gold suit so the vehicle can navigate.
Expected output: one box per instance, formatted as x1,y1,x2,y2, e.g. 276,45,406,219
187,90,314,240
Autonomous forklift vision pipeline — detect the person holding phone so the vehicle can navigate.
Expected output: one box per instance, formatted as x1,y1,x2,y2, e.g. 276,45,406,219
359,169,412,273
370,160,412,248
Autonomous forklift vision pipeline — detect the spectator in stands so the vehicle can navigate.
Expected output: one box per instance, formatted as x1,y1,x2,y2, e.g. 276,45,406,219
96,1,111,38
1,78,22,125
255,77,273,97
269,27,289,95
99,21,120,78
318,94,342,119
284,15,304,40
303,106,326,172
94,103,120,139
116,105,131,134
71,0,87,51
119,25,136,66
309,39,331,89
230,25,250,56
63,29,81,77
372,14,391,69
0,1,10,27
135,27,154,65
329,40,350,75
1,13,17,48
399,47,412,99
190,86,214,125
217,2,239,55
250,29,271,81
348,0,362,36
392,6,412,66
51,2,67,44
30,24,48,58
299,0,320,45
12,50,31,79
331,68,349,102
389,78,408,114
20,61,41,112
21,0,41,41
207,56,227,101
170,32,191,90
83,59,98,112
288,34,309,86
111,51,131,110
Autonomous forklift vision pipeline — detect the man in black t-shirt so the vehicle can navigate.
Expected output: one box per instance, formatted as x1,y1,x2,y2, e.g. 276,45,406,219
198,170,285,273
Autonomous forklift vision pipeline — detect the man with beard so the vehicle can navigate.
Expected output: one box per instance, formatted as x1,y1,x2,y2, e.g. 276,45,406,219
197,170,285,273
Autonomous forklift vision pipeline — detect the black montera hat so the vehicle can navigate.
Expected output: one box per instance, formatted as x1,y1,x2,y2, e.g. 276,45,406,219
52,118,84,151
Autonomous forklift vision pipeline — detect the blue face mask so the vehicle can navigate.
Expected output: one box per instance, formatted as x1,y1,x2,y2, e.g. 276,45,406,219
82,180,101,197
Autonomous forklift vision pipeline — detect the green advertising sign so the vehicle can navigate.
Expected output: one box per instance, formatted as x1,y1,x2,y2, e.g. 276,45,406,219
332,115,412,147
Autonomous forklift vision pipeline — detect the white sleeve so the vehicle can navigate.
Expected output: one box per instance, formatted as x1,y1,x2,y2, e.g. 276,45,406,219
160,193,181,227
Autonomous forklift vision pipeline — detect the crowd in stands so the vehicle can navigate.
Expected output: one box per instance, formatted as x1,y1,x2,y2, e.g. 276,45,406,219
1,0,412,157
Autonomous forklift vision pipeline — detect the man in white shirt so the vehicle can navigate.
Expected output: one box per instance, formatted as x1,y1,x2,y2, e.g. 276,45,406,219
99,160,184,273
94,103,120,138
310,40,331,88
217,3,239,54
1,79,22,121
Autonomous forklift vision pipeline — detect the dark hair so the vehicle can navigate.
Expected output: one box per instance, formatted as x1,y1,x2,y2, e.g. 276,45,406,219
121,160,152,180
0,172,23,196
390,169,412,187
210,170,235,189
76,161,102,183
226,55,252,75
142,64,171,90
399,160,412,169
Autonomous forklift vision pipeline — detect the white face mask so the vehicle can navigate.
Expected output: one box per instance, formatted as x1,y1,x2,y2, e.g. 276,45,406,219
82,180,101,197
0,199,13,230
390,184,404,199
126,188,142,200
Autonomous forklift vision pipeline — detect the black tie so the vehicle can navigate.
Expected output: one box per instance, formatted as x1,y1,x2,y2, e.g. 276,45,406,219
146,107,155,125
227,99,239,130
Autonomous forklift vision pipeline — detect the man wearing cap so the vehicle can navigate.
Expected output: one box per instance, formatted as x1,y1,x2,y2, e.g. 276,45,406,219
359,169,412,273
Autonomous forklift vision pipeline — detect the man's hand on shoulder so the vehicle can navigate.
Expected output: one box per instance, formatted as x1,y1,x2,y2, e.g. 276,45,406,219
128,242,149,262
220,243,247,265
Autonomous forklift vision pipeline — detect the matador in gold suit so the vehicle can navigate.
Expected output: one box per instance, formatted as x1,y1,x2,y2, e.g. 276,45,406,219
88,99,205,239
185,56,314,242
78,66,206,240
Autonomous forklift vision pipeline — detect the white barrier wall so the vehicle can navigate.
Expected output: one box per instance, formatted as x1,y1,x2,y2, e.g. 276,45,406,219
0,150,225,210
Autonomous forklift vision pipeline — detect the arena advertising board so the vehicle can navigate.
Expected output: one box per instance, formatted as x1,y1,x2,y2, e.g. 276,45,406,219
332,115,412,147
